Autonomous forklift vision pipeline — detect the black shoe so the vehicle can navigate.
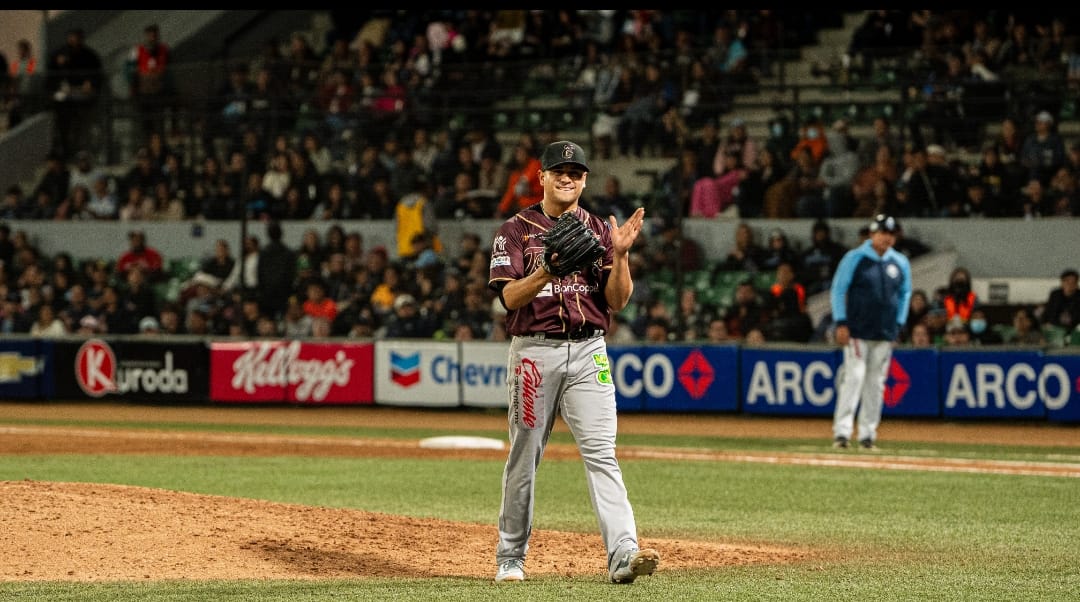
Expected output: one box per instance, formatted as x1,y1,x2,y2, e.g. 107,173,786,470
859,439,877,451
832,437,849,449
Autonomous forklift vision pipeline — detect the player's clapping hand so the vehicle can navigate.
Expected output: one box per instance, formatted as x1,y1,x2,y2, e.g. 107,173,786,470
608,207,645,256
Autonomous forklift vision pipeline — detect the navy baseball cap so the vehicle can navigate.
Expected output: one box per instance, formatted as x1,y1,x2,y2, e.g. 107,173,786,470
540,140,589,172
868,214,899,234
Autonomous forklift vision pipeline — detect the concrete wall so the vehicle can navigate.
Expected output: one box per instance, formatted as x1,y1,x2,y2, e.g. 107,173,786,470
3,218,1076,281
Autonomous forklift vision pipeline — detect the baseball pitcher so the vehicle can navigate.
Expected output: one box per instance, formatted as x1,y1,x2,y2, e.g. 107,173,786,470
488,140,658,584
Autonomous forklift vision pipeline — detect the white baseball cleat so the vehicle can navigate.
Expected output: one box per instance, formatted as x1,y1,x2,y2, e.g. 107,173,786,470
495,558,525,582
610,548,660,584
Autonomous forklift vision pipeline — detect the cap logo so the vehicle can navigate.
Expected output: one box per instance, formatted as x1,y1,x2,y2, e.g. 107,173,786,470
562,144,575,160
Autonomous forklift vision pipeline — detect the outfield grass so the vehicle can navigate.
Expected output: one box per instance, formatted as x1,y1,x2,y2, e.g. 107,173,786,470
1,419,1078,601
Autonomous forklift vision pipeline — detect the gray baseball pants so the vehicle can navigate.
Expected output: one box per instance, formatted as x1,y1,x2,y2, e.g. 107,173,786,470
495,334,640,574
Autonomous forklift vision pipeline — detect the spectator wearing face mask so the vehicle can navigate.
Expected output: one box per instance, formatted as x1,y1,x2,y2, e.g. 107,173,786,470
968,307,1002,345
937,266,979,326
789,119,829,166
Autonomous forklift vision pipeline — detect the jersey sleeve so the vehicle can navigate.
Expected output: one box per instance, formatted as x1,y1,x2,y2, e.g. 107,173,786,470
488,218,524,291
830,248,858,324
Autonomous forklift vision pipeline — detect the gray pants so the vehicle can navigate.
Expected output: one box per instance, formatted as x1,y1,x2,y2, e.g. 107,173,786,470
496,334,639,573
833,337,892,442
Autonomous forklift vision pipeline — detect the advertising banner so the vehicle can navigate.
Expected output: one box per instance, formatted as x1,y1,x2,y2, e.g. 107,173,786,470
210,340,374,404
458,341,511,409
374,340,461,407
609,344,739,412
883,348,940,417
740,345,841,416
939,349,1050,419
0,338,45,399
1044,349,1080,423
52,337,207,402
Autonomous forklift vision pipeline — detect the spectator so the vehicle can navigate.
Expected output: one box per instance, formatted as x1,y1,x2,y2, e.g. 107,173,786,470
616,61,676,158
799,219,848,295
644,219,703,273
902,288,932,341
764,285,813,343
116,230,165,283
855,116,904,171
788,146,826,219
256,221,297,320
117,185,154,221
954,179,1004,218
138,315,161,335
734,146,784,219
674,288,711,342
1041,268,1080,333
1004,307,1046,346
712,118,759,179
384,293,439,338
4,38,37,128
125,23,173,140
34,152,73,207
30,303,67,337
768,260,806,314
705,316,734,343
68,148,105,196
724,279,769,340
395,174,442,259
98,284,136,334
942,316,973,347
743,326,767,345
643,316,672,343
891,223,931,260
301,279,338,324
717,222,767,273
281,295,313,338
630,297,673,341
909,321,934,347
968,307,1003,345
55,184,93,221
818,121,860,217
87,174,118,220
45,28,104,160
971,142,1021,208
121,263,158,322
1020,111,1067,187
894,145,959,218
760,228,800,274
690,149,745,218
218,235,258,295
938,266,978,326
588,175,635,223
158,303,185,335
496,144,543,218
0,291,30,333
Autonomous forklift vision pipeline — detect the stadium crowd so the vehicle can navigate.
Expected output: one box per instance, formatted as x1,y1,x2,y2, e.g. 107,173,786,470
0,10,1078,346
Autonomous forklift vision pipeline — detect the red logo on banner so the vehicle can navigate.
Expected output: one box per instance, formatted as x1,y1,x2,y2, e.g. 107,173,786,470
75,339,117,397
884,357,910,407
677,349,714,400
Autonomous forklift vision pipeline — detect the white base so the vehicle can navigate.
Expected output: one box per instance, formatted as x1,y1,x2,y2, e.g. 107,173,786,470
418,435,506,450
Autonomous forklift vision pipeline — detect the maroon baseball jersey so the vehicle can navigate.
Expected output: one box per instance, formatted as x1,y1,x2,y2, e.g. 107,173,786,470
489,204,614,336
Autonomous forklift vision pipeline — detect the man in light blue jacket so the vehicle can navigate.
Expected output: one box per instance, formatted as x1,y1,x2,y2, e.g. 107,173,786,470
830,214,912,450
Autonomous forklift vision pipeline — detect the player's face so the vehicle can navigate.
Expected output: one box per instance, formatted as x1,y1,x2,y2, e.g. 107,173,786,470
542,166,587,204
870,231,894,254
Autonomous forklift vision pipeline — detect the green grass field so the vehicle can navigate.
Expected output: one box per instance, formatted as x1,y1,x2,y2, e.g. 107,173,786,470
1,411,1078,601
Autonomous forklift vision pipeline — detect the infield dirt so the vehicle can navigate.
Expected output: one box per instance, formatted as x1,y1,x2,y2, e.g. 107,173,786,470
1,403,1075,582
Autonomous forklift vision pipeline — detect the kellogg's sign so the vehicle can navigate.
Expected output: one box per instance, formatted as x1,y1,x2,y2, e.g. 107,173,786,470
209,341,374,404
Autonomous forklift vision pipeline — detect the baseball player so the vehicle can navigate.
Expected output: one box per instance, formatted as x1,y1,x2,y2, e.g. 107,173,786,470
488,140,658,584
830,214,912,450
